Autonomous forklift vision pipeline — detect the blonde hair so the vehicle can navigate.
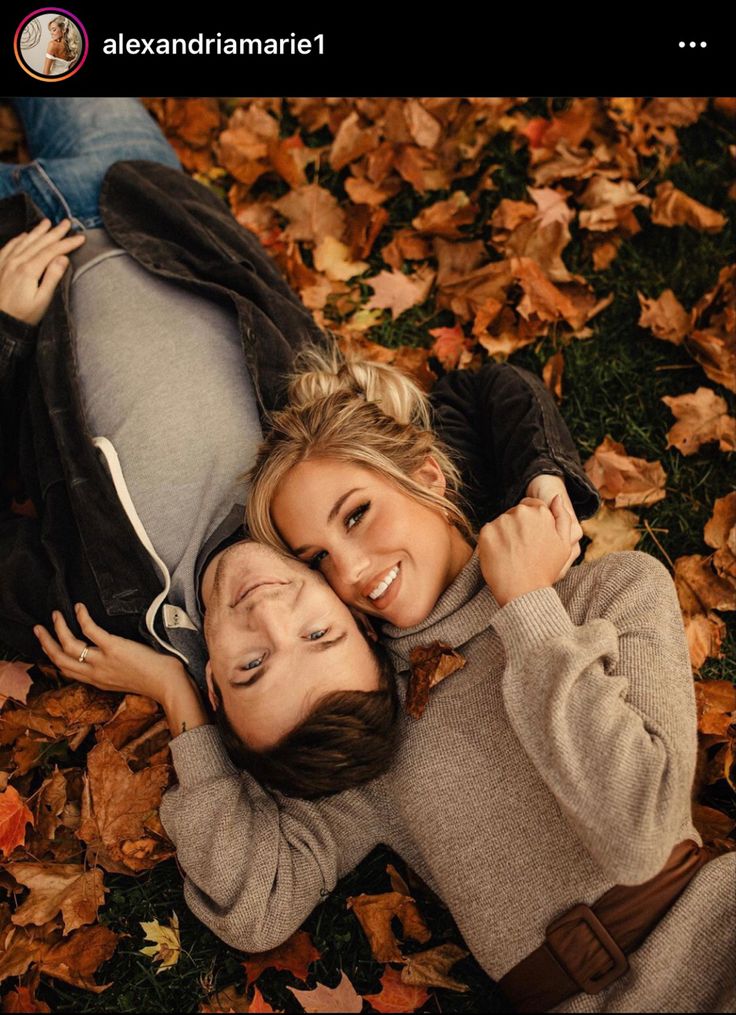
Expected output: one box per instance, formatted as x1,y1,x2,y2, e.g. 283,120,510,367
48,16,80,64
246,340,474,552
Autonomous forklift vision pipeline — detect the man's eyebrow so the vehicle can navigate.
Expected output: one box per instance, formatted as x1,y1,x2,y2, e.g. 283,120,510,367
292,488,364,556
229,633,347,686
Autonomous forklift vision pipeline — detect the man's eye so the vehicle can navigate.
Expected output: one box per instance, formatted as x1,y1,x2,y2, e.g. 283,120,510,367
308,550,327,570
244,654,265,671
307,628,328,641
346,502,370,531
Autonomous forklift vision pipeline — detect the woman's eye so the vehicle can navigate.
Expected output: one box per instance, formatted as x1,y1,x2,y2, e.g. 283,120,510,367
308,550,327,570
346,502,370,531
307,628,329,641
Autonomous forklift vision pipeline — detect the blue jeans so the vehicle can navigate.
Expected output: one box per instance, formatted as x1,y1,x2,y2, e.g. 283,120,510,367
0,98,182,230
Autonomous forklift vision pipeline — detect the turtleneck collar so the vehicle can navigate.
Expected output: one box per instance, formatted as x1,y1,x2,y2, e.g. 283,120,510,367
379,549,502,670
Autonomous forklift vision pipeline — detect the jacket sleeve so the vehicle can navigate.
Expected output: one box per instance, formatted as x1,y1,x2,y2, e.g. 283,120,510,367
158,724,384,952
430,362,600,524
490,551,698,886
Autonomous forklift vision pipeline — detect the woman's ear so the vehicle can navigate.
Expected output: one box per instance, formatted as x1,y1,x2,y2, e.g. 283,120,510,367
412,454,447,495
350,607,379,643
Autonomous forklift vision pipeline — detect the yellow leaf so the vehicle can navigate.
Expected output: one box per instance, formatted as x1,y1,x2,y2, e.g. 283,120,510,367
139,911,181,972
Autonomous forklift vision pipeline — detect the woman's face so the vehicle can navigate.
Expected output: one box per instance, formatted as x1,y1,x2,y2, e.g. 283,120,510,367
270,457,473,628
49,21,62,38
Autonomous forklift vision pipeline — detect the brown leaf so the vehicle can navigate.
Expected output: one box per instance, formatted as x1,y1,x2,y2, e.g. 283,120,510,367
0,786,34,858
393,145,451,192
686,327,736,395
673,555,736,614
38,922,118,992
313,236,368,282
272,185,346,245
77,739,173,874
429,326,473,371
287,971,362,1013
650,180,727,232
584,435,667,508
577,177,651,233
329,111,381,171
9,862,106,935
542,351,564,401
362,967,430,1013
683,612,726,672
405,643,466,720
405,100,442,150
344,174,401,207
364,266,436,320
637,289,691,345
346,889,430,963
95,694,160,750
1,972,50,1013
200,982,251,1012
0,913,53,981
243,928,320,985
391,347,438,393
344,203,389,260
661,388,736,455
511,257,581,327
704,492,736,552
400,942,470,992
580,504,641,560
691,802,736,845
0,662,33,710
34,770,67,843
694,680,736,737
411,192,477,239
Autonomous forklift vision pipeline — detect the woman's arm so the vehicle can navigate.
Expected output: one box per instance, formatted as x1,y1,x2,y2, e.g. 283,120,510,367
34,609,385,952
487,549,698,886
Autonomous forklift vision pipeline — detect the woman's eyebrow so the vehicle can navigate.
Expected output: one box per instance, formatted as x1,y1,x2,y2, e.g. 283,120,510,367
291,488,364,555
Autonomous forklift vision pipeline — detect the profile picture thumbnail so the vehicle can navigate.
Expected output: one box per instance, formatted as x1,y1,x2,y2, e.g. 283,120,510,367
15,8,88,81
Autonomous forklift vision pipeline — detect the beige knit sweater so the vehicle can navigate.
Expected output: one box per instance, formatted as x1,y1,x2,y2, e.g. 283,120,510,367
159,550,736,1013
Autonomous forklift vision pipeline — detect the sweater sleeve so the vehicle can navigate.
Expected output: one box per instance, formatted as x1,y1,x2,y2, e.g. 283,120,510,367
158,724,384,952
430,362,600,526
490,550,698,886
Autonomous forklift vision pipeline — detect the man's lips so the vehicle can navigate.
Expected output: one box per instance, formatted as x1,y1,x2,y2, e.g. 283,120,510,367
232,579,290,607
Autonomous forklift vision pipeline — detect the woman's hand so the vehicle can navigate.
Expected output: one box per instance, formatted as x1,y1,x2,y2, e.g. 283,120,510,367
0,218,86,326
524,473,583,580
33,603,189,705
478,495,573,607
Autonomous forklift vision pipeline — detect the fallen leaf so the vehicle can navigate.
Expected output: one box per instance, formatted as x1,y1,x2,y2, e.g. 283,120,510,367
661,388,736,454
344,203,389,260
95,694,160,751
405,642,467,720
584,435,667,508
650,180,727,232
691,802,736,846
38,922,118,992
1,976,50,1012
243,928,320,985
683,612,727,672
393,145,451,192
400,942,470,992
9,862,106,935
313,236,368,282
200,982,251,1012
77,739,173,874
429,325,473,371
272,184,346,245
686,327,736,395
346,890,431,962
140,911,181,973
637,289,691,345
287,971,362,1014
364,266,436,320
577,177,651,233
542,351,564,401
411,191,476,239
704,493,736,582
363,966,430,1013
694,679,736,737
0,785,34,858
673,555,736,614
329,111,381,171
580,504,641,560
248,985,279,1013
405,100,442,150
0,662,33,709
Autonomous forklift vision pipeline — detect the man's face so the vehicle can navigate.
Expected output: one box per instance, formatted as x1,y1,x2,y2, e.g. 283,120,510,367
201,541,381,750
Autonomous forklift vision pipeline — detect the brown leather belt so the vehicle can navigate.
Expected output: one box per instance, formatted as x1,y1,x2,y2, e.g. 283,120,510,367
498,839,718,1013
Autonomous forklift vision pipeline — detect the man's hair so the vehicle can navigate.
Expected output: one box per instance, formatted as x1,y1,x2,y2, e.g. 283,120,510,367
207,636,401,799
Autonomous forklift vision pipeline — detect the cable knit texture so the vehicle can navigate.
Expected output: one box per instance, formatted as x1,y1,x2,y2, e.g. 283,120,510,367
160,550,736,1012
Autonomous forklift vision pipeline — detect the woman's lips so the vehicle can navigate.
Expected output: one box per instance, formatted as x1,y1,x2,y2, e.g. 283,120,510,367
232,578,290,607
364,562,402,612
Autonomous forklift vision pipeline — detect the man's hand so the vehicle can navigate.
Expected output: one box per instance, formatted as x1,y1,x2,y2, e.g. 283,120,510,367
0,218,86,326
478,495,573,607
525,473,583,580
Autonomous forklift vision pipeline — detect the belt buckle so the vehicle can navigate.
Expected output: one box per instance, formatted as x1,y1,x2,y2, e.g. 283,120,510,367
545,903,629,995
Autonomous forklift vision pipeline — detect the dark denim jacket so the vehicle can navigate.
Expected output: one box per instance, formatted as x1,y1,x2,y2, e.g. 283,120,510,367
0,159,599,672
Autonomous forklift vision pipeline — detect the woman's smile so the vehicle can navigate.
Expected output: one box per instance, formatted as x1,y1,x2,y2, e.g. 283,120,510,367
364,561,402,608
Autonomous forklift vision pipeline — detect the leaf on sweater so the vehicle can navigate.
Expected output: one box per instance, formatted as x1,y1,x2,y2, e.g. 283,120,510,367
400,942,470,992
637,289,691,345
661,388,736,455
580,504,641,560
242,928,320,985
287,971,362,1013
346,889,431,963
683,611,727,673
364,266,436,320
0,662,33,710
584,435,667,507
0,786,34,858
405,643,466,720
362,966,430,1013
650,180,727,232
673,555,736,614
77,739,173,874
428,325,473,371
139,912,181,973
9,862,106,935
38,922,118,992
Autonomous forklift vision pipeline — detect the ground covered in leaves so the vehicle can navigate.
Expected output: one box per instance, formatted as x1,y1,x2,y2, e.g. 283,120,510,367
0,97,735,1013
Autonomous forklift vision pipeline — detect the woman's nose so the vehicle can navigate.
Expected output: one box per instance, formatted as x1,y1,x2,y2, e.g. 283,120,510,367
331,544,371,590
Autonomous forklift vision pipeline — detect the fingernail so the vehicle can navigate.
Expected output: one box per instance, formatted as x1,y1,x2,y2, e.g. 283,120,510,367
33,626,40,636
75,603,82,612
